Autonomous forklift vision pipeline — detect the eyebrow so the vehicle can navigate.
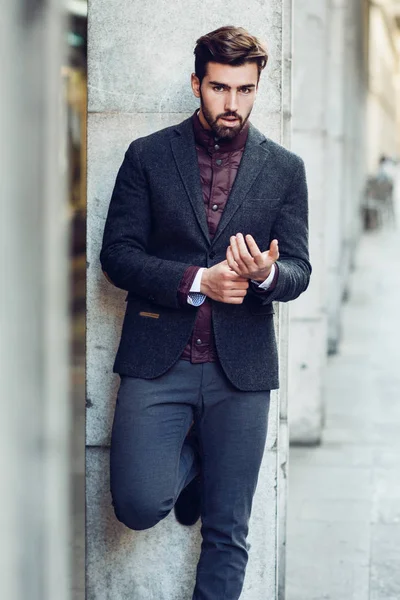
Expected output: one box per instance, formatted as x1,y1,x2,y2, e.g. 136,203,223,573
208,81,256,90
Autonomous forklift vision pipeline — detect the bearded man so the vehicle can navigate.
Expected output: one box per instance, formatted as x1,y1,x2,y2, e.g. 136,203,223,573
100,25,311,600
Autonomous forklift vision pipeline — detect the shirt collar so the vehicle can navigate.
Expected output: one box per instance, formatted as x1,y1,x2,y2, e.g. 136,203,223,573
192,109,249,152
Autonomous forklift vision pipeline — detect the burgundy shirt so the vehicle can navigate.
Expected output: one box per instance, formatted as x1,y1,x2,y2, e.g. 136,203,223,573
179,111,277,363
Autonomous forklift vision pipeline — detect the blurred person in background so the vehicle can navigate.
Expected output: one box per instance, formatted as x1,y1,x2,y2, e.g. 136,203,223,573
376,154,396,226
363,154,397,230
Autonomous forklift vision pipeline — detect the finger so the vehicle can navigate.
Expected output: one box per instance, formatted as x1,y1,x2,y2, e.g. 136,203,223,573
226,246,240,272
228,282,249,290
230,236,246,271
227,271,249,282
235,233,255,269
224,250,249,280
269,239,280,261
245,234,265,267
226,246,242,276
224,292,247,302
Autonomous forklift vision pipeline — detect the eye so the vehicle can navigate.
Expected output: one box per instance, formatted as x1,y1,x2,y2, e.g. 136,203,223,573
213,85,225,92
240,87,252,94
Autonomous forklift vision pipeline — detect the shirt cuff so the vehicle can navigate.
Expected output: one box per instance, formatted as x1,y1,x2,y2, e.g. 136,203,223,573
251,264,277,291
190,268,205,293
177,266,201,307
187,268,206,306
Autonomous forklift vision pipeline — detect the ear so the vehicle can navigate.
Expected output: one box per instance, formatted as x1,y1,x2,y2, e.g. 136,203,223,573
191,73,201,99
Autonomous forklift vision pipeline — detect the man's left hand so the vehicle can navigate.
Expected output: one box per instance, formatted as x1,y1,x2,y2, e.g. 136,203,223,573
227,234,279,282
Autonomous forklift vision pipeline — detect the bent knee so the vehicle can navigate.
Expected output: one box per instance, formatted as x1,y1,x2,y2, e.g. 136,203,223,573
112,494,172,531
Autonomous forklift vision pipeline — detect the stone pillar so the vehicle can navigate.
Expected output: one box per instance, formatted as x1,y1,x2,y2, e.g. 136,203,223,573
341,0,367,296
87,2,293,598
289,0,329,445
278,2,293,594
325,0,368,354
325,0,347,354
0,2,70,600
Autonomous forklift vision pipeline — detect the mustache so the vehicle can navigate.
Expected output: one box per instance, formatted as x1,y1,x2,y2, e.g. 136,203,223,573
216,112,242,122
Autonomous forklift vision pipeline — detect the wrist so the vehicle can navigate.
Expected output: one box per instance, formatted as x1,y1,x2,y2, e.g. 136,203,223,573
200,268,210,295
253,266,272,282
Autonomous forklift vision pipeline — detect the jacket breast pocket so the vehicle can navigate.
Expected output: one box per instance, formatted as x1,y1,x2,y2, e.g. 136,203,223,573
243,197,281,211
238,198,281,239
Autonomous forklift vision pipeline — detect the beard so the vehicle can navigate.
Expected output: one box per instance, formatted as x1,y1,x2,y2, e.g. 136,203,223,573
200,93,252,140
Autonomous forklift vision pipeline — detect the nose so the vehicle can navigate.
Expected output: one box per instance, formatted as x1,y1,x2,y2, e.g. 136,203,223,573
224,91,238,113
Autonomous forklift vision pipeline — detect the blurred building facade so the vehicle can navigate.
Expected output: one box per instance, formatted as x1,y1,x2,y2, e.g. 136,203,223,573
368,0,400,170
289,0,400,445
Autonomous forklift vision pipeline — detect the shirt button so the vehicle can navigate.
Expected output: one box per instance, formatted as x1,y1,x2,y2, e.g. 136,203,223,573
216,159,222,166
196,338,202,345
214,144,220,150
212,204,218,211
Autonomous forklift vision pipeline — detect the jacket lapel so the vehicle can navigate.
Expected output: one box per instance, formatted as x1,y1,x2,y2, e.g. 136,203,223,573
211,124,270,248
170,118,210,245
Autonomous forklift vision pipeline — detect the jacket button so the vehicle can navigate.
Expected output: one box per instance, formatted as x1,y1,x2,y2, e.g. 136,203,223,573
196,338,202,345
209,251,216,259
212,204,218,211
216,159,222,166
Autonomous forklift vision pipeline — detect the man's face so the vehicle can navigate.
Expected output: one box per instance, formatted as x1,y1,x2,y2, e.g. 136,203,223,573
191,61,259,140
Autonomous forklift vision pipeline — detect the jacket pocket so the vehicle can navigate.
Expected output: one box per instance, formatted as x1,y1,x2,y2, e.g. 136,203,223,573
244,294,275,316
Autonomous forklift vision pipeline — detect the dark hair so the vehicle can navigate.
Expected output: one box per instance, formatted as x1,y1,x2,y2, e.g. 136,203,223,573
194,26,269,83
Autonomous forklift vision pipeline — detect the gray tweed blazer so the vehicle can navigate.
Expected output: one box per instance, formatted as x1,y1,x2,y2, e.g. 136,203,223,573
100,117,311,391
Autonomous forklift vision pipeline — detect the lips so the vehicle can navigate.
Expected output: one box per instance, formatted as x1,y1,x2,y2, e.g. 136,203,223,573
220,117,239,124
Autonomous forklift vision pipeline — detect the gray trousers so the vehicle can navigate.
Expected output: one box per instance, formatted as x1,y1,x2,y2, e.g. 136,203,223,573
110,359,270,600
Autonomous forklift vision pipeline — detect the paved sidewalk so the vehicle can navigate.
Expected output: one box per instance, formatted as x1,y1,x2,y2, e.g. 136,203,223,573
286,225,400,600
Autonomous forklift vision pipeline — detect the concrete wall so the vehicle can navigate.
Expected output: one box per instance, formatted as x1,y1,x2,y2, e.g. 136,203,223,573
325,0,348,355
289,0,329,445
341,0,367,293
87,1,293,598
0,2,70,599
289,0,368,444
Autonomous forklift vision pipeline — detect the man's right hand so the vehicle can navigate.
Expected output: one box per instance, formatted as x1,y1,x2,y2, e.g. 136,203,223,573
200,260,249,304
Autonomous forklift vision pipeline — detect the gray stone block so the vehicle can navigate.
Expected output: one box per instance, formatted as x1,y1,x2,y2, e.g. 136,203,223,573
298,499,371,523
370,524,400,600
289,0,330,446
290,443,374,468
292,0,329,131
288,319,327,445
88,1,284,115
288,464,372,501
286,521,371,600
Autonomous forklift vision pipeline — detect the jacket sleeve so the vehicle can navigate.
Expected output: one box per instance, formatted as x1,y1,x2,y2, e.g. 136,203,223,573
248,157,312,305
100,142,192,309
